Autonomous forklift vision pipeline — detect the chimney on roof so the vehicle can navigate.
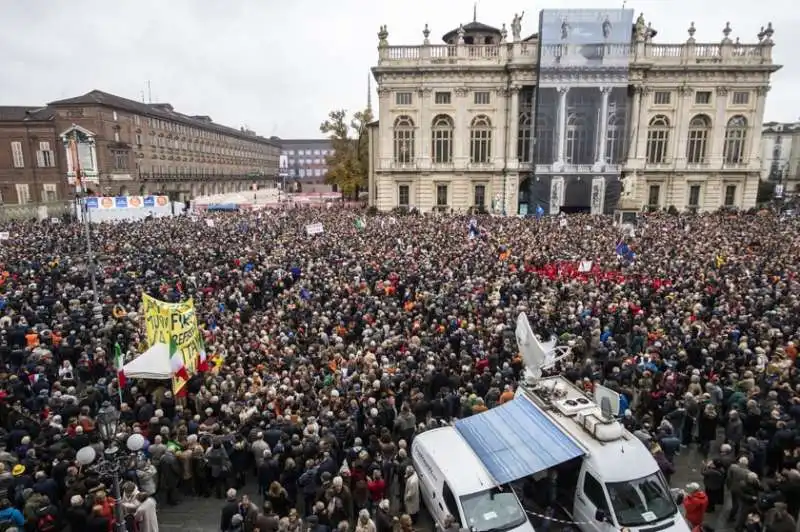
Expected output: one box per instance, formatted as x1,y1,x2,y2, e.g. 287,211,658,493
192,115,212,123
150,103,174,112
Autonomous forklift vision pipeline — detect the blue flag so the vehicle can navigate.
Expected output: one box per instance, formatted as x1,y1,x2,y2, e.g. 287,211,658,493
535,205,544,219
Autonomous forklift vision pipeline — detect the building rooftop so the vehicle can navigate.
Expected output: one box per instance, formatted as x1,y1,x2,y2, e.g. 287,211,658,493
763,121,800,133
442,20,502,42
0,106,56,122
277,138,333,145
48,90,279,147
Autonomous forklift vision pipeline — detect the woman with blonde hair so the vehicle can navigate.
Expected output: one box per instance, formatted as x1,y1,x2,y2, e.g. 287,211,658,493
398,514,415,532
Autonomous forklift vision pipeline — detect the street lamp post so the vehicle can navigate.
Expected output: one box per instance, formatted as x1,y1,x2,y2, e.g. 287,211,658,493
77,404,146,532
66,130,100,304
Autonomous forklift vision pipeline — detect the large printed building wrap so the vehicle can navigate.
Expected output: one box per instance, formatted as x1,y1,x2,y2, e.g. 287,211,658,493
530,9,634,215
142,294,200,394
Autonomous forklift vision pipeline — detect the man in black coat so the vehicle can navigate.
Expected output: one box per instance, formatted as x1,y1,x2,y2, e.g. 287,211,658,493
220,488,240,532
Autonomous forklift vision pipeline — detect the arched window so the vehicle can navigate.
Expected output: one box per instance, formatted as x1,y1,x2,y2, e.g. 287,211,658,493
470,115,492,164
534,113,554,164
431,115,454,164
605,113,625,164
393,115,415,164
565,112,589,164
517,112,532,163
723,115,748,164
686,115,711,164
646,115,670,164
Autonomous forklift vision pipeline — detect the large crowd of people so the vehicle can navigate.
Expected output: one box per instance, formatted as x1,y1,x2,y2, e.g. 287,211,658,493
0,206,799,532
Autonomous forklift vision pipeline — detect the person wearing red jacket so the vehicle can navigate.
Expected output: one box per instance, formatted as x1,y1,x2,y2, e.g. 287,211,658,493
683,482,709,530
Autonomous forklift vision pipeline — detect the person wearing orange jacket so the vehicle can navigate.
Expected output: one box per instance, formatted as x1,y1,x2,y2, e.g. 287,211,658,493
683,482,709,530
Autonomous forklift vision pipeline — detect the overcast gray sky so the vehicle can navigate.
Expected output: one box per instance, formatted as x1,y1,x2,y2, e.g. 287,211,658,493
0,0,795,138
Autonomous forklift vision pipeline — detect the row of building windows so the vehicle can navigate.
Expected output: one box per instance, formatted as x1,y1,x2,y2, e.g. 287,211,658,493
8,141,56,169
285,168,326,178
652,90,750,107
287,159,326,166
282,149,333,157
393,114,494,164
646,183,737,210
107,111,270,155
396,183,487,208
4,183,59,204
646,114,748,165
398,91,492,107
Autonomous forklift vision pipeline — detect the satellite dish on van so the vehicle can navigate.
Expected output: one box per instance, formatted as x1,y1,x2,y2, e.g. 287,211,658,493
593,384,621,418
515,313,572,380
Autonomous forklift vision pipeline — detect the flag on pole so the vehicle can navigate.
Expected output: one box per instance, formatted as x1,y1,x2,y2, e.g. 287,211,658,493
355,217,366,231
69,137,83,192
196,330,209,373
169,335,190,381
114,342,126,395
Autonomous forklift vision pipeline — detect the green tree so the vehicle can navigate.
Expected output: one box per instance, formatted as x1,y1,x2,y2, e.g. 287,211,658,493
320,107,373,198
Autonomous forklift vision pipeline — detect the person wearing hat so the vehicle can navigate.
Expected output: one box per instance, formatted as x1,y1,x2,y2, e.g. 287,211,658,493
682,483,708,530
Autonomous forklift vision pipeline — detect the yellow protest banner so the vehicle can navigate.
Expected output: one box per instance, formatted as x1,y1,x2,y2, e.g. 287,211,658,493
142,293,200,394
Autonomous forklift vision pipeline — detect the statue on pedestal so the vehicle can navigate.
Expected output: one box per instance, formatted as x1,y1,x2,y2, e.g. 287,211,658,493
511,12,524,42
621,173,637,198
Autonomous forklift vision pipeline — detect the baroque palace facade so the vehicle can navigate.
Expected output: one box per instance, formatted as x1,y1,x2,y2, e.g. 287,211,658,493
367,12,780,214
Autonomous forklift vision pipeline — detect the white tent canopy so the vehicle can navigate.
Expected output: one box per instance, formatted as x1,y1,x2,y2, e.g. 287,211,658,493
123,342,171,380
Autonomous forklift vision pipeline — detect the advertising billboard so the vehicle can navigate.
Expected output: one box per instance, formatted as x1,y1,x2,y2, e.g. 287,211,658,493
528,8,634,215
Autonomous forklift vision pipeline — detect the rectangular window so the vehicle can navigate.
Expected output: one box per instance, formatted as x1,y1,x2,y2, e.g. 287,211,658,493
695,91,712,105
398,184,410,207
313,149,321,155
583,474,609,513
732,91,750,105
112,111,118,121
435,92,451,105
15,184,30,204
135,133,142,145
653,91,671,105
474,91,491,105
474,184,486,208
113,150,128,170
134,115,140,126
10,141,24,168
114,130,121,143
648,184,661,208
688,185,701,207
43,183,57,202
436,184,448,206
724,184,737,207
37,141,54,167
314,168,322,177
299,169,306,177
395,92,413,106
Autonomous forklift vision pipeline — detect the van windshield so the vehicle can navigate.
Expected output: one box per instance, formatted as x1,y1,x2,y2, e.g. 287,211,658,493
459,486,528,532
606,472,677,527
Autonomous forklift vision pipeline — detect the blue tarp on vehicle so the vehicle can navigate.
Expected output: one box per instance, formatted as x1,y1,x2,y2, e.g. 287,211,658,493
454,397,585,485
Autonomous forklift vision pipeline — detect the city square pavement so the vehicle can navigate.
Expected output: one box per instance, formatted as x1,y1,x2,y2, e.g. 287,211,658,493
158,444,730,532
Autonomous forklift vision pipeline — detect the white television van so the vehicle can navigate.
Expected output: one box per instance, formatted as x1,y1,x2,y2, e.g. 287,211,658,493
507,313,690,532
412,426,536,532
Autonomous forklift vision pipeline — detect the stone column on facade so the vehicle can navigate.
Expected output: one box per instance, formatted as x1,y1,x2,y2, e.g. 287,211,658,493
454,87,470,168
633,87,649,163
376,87,392,171
509,87,520,162
674,86,691,166
711,86,729,167
594,87,611,171
555,87,569,169
550,175,564,215
418,87,432,170
750,86,770,162
591,175,606,215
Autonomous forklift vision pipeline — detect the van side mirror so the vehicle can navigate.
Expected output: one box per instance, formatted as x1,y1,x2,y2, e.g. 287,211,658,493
595,509,607,522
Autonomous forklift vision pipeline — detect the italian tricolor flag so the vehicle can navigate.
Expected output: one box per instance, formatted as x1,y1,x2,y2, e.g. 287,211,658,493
115,342,126,389
169,335,190,381
196,331,209,373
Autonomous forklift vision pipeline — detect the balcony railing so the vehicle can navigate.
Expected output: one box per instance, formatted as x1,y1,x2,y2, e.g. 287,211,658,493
377,39,773,68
